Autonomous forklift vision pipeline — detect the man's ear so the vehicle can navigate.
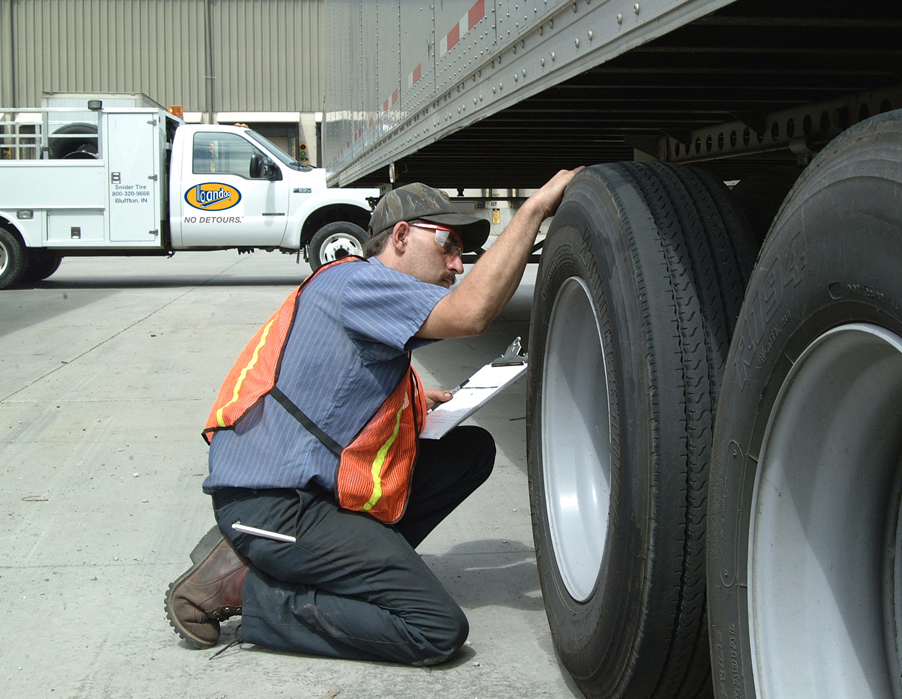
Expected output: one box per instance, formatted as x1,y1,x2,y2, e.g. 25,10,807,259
389,221,411,254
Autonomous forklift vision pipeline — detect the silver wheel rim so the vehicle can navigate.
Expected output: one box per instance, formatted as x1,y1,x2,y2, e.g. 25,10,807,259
541,276,611,602
750,323,902,699
0,240,8,276
319,232,363,263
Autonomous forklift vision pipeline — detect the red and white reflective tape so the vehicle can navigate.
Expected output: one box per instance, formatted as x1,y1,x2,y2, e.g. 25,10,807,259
407,63,422,89
381,88,399,113
438,0,485,57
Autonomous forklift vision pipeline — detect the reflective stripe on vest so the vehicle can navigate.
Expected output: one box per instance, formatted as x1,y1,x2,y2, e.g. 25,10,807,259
215,317,277,428
202,256,360,444
361,394,408,512
203,254,427,523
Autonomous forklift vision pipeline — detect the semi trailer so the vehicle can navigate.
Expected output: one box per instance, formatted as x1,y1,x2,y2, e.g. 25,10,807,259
322,2,902,698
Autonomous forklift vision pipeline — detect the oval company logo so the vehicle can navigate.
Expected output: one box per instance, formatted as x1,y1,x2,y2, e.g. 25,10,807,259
185,183,242,211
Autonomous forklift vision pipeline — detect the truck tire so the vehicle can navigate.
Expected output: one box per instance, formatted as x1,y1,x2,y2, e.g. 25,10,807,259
729,166,802,245
21,250,62,283
49,123,99,160
308,221,368,271
528,163,755,699
707,110,902,699
0,228,28,290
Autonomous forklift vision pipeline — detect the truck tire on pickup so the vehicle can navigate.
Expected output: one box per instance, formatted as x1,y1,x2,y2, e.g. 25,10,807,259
0,228,28,290
527,163,755,699
707,110,902,699
308,221,368,271
21,250,62,284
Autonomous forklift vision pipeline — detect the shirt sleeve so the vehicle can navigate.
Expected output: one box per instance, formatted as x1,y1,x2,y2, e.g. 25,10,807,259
341,260,449,361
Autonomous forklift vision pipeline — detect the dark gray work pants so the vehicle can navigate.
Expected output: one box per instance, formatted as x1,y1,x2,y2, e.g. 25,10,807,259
211,426,495,665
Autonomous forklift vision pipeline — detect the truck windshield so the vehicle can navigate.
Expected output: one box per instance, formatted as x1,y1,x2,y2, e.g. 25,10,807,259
244,130,309,171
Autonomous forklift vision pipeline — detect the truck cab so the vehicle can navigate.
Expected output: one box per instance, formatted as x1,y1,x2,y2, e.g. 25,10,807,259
169,124,360,251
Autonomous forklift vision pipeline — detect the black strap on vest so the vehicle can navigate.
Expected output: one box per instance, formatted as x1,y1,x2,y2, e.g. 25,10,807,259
268,386,344,456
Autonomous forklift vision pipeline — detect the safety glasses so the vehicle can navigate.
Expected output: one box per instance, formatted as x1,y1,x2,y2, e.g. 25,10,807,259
410,221,464,259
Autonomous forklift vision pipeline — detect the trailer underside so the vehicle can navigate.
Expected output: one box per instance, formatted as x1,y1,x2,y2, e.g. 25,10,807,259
343,0,901,189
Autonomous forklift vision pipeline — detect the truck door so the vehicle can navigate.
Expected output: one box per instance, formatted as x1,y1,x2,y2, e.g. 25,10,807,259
179,131,289,247
107,112,160,243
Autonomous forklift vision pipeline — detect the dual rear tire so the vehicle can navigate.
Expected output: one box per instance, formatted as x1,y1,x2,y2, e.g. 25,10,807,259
529,109,902,699
0,229,62,289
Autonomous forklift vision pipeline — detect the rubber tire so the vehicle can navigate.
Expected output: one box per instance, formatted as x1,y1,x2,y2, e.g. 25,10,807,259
0,228,28,290
20,250,62,284
707,110,902,699
729,166,803,245
528,163,755,699
308,221,368,271
49,123,99,160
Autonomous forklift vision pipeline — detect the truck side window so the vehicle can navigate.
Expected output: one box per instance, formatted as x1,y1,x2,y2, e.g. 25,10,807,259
192,133,267,179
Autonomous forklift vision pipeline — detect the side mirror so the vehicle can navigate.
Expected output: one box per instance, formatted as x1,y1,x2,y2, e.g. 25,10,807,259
262,157,281,181
250,153,281,180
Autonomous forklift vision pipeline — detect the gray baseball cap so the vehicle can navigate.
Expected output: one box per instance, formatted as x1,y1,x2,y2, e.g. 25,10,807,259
368,183,490,253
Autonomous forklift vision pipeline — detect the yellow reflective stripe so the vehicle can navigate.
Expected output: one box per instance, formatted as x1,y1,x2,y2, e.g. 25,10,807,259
216,318,276,427
361,403,405,512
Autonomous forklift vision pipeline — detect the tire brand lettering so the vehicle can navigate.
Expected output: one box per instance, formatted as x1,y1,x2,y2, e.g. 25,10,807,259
729,624,742,698
734,229,807,392
842,282,902,316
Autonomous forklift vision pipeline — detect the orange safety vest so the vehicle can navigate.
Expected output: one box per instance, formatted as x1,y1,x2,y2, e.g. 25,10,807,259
202,256,427,524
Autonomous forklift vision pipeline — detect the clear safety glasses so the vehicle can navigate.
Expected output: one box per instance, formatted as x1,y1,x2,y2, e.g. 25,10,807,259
410,221,464,259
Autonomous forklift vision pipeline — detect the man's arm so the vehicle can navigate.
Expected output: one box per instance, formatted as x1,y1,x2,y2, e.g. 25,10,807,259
417,168,582,339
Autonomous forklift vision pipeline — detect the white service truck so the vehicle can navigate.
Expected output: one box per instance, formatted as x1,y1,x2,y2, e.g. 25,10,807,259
0,93,379,289
322,2,902,699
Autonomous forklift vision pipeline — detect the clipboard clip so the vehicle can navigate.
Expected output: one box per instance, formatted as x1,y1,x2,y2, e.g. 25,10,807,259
491,336,527,366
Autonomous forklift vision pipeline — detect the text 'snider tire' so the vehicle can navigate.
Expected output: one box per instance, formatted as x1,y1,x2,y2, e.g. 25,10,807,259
708,110,902,699
528,163,756,699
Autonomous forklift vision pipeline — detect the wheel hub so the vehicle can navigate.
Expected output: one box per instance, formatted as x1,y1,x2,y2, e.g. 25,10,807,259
541,276,611,602
320,233,363,263
751,323,902,699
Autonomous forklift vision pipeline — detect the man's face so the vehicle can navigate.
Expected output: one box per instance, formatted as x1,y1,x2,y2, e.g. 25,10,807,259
403,223,465,288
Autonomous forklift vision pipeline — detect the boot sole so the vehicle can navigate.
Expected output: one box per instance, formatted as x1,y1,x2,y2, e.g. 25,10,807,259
165,526,225,649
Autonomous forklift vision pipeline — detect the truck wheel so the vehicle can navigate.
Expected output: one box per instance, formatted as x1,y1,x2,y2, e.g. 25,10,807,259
729,166,802,245
21,250,62,283
708,110,902,699
0,228,28,290
528,163,755,699
308,221,368,271
49,123,99,160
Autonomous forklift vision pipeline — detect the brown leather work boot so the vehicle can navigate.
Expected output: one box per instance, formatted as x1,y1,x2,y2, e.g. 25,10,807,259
165,529,250,649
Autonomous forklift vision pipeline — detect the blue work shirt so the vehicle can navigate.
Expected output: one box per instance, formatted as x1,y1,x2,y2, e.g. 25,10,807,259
203,258,449,494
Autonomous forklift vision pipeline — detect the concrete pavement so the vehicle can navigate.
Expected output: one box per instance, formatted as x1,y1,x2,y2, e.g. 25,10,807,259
0,251,582,699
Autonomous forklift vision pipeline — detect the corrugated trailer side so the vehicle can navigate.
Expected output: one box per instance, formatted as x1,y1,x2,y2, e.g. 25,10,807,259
323,0,737,187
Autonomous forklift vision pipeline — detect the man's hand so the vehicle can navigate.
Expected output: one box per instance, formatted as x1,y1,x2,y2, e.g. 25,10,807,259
526,167,586,221
424,388,454,411
417,167,584,340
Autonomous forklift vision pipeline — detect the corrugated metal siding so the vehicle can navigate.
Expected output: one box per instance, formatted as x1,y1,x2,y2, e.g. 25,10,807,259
0,0,323,112
211,0,323,112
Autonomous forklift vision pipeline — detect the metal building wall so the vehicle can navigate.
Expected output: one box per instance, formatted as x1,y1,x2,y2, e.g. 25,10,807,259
0,0,324,113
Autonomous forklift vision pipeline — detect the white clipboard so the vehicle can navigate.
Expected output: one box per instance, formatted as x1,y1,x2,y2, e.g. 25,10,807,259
421,339,527,440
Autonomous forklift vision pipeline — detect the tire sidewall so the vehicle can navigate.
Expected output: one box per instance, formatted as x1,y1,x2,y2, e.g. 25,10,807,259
0,228,27,289
528,174,656,687
708,114,902,698
309,221,368,271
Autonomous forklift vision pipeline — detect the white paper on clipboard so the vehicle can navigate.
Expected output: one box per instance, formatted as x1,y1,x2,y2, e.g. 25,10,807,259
420,362,527,440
